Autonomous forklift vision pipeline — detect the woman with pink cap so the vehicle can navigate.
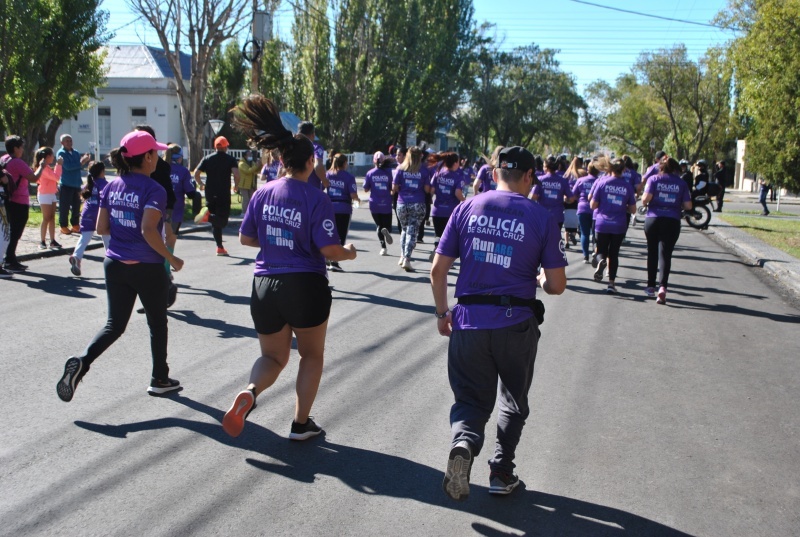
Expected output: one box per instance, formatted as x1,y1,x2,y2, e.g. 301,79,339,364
57,130,185,403
363,151,395,255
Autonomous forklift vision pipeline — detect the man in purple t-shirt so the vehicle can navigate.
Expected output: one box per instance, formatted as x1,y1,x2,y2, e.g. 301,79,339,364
298,121,329,190
430,146,568,501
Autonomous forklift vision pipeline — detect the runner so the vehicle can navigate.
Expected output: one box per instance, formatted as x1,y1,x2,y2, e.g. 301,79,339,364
297,121,328,190
69,161,110,277
571,159,601,263
392,146,429,272
429,152,466,259
562,157,583,249
166,144,199,235
430,146,568,501
530,156,576,230
222,95,357,440
472,146,504,195
325,153,359,272
363,151,395,256
56,130,184,402
193,136,240,256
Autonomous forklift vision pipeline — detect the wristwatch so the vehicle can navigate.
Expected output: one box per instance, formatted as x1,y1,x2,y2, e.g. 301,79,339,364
434,309,449,319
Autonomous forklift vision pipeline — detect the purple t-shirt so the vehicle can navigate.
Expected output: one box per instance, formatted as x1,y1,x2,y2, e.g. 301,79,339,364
169,164,196,221
240,177,340,277
363,167,393,214
475,165,496,193
260,161,281,183
436,190,568,330
593,177,636,234
642,163,660,182
307,142,325,190
393,167,429,205
430,169,465,218
100,173,167,263
644,173,691,220
532,173,572,223
79,177,108,232
622,169,642,191
571,175,598,215
326,170,357,215
0,155,32,206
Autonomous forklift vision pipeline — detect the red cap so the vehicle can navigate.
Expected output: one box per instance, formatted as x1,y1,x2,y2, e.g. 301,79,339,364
214,136,230,148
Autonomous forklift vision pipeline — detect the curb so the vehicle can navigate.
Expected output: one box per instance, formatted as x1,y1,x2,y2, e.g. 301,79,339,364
704,222,800,297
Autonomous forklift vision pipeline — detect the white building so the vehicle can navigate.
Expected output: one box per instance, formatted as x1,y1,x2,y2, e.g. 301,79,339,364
56,45,190,156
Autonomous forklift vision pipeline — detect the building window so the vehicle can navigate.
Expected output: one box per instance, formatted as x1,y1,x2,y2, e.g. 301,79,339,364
98,107,111,148
130,107,147,129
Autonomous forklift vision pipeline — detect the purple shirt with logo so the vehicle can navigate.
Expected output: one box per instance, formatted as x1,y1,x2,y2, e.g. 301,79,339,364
240,177,340,277
393,167,429,205
532,173,572,223
363,168,393,214
430,169,465,218
307,142,325,190
593,177,636,234
643,163,660,182
100,173,167,263
475,164,496,193
169,164,196,222
644,173,691,220
436,190,568,330
571,175,598,215
79,177,108,232
325,170,357,215
260,161,281,183
623,169,642,191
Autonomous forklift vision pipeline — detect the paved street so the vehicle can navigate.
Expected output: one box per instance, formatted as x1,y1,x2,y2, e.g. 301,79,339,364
2,205,799,536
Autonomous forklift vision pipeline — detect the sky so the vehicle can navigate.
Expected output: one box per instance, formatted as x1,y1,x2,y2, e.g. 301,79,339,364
102,0,737,92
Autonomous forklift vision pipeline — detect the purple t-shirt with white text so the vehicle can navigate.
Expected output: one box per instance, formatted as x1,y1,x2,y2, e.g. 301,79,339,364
393,167,429,205
532,173,572,223
260,161,281,183
363,168,393,214
475,164,496,193
325,170,357,215
644,173,691,220
100,173,167,263
170,164,196,221
79,177,108,232
436,190,568,330
571,175,598,215
593,177,636,234
239,177,340,277
623,169,642,191
430,169,465,218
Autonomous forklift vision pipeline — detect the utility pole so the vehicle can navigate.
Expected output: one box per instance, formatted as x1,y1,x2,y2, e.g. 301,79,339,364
250,0,261,93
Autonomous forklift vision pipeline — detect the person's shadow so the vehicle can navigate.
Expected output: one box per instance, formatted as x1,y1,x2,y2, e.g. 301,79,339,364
75,395,692,536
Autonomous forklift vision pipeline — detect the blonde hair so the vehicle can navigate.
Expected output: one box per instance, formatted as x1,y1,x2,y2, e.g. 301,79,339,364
399,146,423,174
564,157,584,180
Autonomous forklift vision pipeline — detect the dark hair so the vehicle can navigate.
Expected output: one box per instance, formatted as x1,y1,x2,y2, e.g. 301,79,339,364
623,155,634,169
609,158,626,175
329,153,348,171
544,156,558,173
109,147,147,175
34,147,53,168
534,155,544,172
496,168,524,183
234,95,314,173
135,125,157,139
659,157,681,175
297,121,315,137
655,150,666,161
82,161,106,200
4,135,23,154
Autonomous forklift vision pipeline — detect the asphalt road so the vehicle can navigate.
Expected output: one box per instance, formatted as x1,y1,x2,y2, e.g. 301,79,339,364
1,206,799,537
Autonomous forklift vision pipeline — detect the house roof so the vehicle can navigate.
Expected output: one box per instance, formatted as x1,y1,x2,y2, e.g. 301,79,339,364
103,45,191,81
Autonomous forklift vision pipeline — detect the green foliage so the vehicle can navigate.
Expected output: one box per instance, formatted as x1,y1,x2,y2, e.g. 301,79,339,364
206,41,249,147
725,0,800,190
0,0,109,161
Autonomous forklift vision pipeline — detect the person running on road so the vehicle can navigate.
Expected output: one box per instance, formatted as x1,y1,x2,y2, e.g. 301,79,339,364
222,95,357,441
193,136,240,256
33,147,63,250
472,146,503,194
562,157,583,249
571,159,600,263
325,153,359,272
69,161,110,277
530,155,576,230
431,146,568,501
260,149,282,183
166,144,199,236
363,151,395,256
56,130,185,402
429,151,466,259
589,158,637,294
392,146,430,272
297,121,328,190
641,157,693,304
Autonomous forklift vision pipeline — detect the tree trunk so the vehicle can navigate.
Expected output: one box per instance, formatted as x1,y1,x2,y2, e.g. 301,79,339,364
38,117,63,151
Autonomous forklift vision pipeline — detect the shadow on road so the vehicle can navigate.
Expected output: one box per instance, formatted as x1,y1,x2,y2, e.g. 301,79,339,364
75,395,692,537
664,299,800,324
5,270,106,298
167,309,255,339
334,288,434,314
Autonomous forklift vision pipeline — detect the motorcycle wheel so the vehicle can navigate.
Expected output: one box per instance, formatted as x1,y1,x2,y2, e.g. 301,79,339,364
685,205,712,229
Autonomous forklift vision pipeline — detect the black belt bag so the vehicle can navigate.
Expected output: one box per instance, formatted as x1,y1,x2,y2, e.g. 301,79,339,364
457,295,545,325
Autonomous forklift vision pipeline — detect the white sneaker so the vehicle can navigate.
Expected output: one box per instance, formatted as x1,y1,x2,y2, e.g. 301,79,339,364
398,256,404,266
381,228,393,245
402,258,413,272
379,248,387,256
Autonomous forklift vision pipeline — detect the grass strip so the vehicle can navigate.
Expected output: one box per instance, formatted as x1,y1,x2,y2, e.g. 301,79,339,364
717,214,800,259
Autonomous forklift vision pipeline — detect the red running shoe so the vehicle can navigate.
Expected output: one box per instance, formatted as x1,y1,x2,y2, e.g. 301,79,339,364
223,390,255,437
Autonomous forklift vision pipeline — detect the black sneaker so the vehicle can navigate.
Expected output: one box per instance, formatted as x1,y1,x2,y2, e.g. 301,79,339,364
289,417,323,440
38,241,48,250
442,441,472,501
329,262,344,272
488,471,520,495
593,259,606,282
50,240,63,249
591,254,599,268
57,357,85,402
3,262,27,273
0,268,12,279
147,377,181,396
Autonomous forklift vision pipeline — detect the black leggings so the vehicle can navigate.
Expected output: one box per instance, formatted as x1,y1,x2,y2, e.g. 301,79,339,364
334,213,351,246
432,216,449,240
644,217,681,288
596,232,625,281
4,201,28,264
78,258,171,380
371,212,393,248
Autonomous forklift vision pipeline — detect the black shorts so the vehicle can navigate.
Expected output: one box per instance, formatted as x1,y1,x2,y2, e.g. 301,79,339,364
206,195,231,228
250,272,332,334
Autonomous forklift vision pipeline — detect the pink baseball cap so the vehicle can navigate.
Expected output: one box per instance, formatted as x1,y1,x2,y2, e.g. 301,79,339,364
373,151,385,164
120,131,168,157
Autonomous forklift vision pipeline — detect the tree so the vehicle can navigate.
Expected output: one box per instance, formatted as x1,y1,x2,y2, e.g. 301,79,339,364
719,0,800,190
0,0,109,162
205,40,249,147
126,0,250,166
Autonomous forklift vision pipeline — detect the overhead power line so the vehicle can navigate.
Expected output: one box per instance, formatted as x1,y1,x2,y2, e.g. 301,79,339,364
567,0,742,32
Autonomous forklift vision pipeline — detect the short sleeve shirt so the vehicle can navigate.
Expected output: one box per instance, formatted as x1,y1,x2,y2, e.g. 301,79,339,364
80,177,108,232
198,151,238,197
430,169,465,218
0,155,32,205
644,173,691,220
593,177,636,234
325,170,357,215
572,175,598,215
363,168,393,214
532,173,572,223
393,168,429,205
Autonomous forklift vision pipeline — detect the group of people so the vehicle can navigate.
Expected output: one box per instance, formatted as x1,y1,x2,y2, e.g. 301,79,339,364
0,92,722,503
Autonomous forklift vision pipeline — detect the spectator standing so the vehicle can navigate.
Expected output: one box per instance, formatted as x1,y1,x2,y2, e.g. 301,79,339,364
56,134,91,234
238,149,262,209
34,147,63,250
713,161,728,212
759,178,770,216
